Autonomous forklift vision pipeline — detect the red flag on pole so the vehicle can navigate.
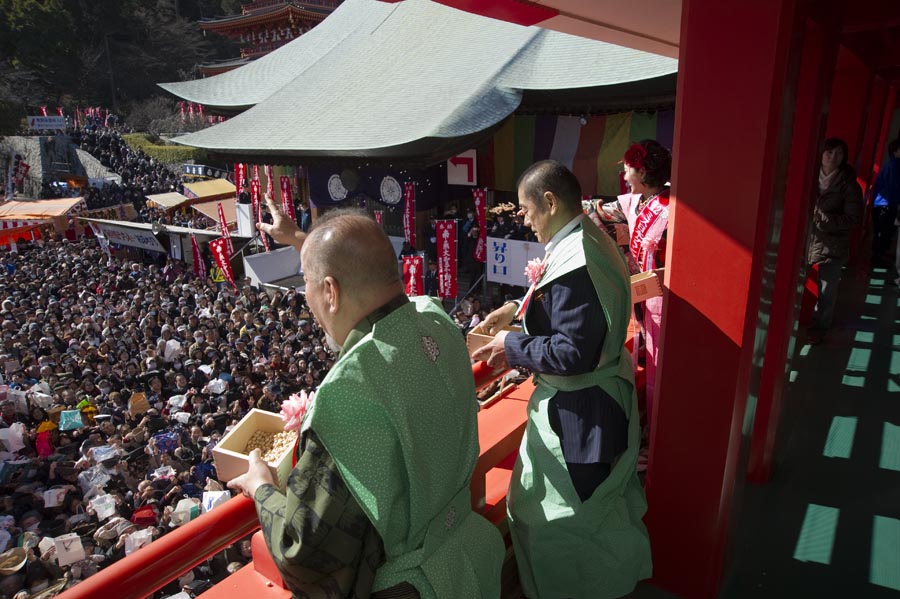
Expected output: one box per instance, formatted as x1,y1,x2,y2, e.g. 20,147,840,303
403,182,416,248
473,188,487,263
373,210,383,225
436,220,458,299
279,176,295,221
252,164,259,182
251,179,270,252
217,202,233,256
402,255,424,296
191,234,206,279
264,165,274,199
234,163,246,201
209,238,236,289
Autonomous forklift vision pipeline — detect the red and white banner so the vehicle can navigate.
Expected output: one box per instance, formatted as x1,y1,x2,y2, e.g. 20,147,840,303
39,106,47,117
188,102,194,122
402,255,424,296
373,210,383,225
252,164,260,182
209,238,236,289
436,220,457,299
191,234,206,279
251,179,270,252
250,179,261,222
217,202,233,256
179,102,186,124
264,165,274,199
198,104,205,121
14,162,30,186
473,188,487,263
234,163,246,200
403,182,416,248
279,176,295,221
56,107,63,118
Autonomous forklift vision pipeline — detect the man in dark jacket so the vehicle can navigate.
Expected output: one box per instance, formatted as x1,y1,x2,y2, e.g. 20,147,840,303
872,138,900,267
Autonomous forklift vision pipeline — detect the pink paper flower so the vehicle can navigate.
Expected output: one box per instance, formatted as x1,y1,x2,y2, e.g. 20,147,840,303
280,390,315,432
524,258,546,286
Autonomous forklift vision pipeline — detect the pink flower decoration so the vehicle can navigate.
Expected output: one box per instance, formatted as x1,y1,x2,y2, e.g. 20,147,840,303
524,258,545,286
280,390,315,432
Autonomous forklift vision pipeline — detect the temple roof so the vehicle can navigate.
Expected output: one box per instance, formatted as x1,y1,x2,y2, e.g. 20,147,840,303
164,0,677,163
198,2,331,32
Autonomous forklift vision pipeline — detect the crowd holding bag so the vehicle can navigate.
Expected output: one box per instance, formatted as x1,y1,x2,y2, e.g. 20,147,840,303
0,424,26,452
128,392,150,416
153,432,179,454
172,412,191,425
9,389,28,414
59,409,84,431
201,491,230,513
124,528,153,555
54,533,86,567
170,498,201,526
43,487,68,508
30,391,53,410
90,494,117,520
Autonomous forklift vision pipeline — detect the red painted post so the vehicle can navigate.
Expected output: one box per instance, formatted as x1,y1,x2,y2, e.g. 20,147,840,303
858,77,889,188
645,0,802,597
826,47,874,163
746,10,842,484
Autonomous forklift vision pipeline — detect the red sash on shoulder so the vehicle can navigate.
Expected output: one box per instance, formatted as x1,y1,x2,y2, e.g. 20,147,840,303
630,190,670,270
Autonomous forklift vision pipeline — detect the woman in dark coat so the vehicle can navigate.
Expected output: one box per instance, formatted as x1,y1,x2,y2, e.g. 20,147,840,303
807,137,863,341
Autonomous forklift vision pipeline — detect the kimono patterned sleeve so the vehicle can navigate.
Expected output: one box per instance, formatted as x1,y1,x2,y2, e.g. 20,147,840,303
253,431,384,599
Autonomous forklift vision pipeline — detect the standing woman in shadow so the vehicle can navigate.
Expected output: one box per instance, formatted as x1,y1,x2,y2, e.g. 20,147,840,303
807,137,863,343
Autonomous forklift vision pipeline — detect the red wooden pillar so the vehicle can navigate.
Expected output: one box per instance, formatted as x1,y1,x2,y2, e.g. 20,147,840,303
826,47,874,164
874,85,899,167
746,9,842,484
645,0,802,597
858,77,890,188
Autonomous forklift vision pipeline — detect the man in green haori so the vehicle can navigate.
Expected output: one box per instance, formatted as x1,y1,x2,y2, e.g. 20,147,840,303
474,161,652,598
229,201,504,599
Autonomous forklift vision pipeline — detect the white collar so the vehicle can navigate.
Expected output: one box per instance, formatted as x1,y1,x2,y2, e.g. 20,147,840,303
544,214,584,258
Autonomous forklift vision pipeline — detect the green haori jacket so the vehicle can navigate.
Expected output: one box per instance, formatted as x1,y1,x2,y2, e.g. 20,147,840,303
305,296,505,598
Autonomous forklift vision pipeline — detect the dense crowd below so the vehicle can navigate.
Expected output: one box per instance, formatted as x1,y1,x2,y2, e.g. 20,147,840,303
0,237,337,598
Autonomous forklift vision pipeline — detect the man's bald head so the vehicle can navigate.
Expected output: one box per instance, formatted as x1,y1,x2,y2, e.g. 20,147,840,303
302,210,401,304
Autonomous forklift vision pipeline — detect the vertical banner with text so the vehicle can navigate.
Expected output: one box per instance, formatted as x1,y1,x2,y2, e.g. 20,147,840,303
217,202,233,256
373,210,383,226
279,176,296,221
209,238,236,289
402,255,424,296
473,188,487,263
265,165,274,199
436,220,457,299
403,182,416,248
191,234,206,279
234,163,246,200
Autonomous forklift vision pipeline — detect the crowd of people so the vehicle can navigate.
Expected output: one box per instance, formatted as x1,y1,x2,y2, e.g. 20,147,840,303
35,127,187,213
0,236,337,598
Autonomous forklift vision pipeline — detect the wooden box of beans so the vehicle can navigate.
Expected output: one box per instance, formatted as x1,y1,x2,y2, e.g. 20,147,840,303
213,409,298,489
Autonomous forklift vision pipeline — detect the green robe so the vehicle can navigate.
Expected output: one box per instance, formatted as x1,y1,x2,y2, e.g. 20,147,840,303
305,295,504,598
508,217,652,598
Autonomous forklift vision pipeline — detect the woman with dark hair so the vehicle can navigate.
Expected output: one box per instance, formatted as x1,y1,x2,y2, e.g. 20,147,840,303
807,137,863,342
617,139,672,436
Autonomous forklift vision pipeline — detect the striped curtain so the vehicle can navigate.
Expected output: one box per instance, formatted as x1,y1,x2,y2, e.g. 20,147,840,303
488,110,675,196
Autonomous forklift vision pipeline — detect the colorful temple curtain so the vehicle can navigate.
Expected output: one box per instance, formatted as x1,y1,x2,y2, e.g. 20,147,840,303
487,109,676,196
